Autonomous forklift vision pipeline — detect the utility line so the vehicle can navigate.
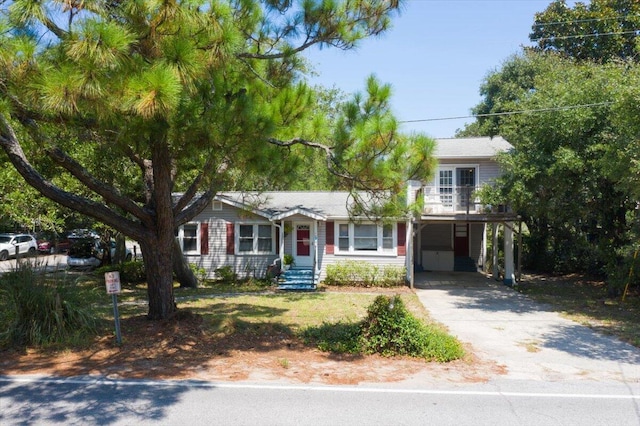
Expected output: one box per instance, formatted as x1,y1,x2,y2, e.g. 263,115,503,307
532,14,640,28
400,102,614,124
531,29,639,42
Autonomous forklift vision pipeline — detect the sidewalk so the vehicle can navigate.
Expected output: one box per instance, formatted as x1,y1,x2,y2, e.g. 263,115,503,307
413,271,640,383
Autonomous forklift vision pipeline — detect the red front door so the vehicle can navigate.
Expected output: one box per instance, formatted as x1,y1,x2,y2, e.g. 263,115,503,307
454,223,469,257
296,225,310,256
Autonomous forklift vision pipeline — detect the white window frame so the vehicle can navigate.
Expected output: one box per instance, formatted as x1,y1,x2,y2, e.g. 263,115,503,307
235,222,275,255
176,222,200,255
436,164,479,211
334,222,397,255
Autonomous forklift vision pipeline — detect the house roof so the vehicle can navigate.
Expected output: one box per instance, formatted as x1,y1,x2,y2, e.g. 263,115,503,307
434,136,512,159
216,191,356,220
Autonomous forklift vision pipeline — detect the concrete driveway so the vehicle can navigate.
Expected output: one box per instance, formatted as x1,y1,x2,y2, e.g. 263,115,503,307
413,271,640,384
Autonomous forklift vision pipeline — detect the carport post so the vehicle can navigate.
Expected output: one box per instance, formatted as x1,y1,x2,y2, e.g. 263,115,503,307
492,223,499,280
503,222,515,286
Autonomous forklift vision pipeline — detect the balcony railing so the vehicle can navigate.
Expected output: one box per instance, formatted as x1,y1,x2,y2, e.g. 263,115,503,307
420,185,481,214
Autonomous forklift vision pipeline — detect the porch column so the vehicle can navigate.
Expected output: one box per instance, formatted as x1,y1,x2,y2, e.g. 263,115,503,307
314,221,319,273
407,220,414,289
279,221,285,262
492,223,499,280
481,223,487,272
503,222,515,286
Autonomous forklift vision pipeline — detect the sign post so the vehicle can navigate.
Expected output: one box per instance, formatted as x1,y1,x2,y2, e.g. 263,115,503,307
105,271,122,345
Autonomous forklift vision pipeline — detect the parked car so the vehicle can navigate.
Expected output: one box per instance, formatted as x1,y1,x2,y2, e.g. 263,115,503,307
67,238,132,270
0,233,37,260
38,229,98,254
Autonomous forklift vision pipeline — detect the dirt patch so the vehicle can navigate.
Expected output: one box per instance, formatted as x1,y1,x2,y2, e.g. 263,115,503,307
0,302,505,386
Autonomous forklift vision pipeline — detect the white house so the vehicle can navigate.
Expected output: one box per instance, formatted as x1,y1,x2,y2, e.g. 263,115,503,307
175,136,518,288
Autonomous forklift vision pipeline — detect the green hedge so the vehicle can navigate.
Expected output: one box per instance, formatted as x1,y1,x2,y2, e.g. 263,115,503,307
324,260,406,287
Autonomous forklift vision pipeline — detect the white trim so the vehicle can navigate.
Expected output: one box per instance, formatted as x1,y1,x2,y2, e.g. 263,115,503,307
333,221,397,256
293,221,313,267
176,222,200,255
235,222,276,255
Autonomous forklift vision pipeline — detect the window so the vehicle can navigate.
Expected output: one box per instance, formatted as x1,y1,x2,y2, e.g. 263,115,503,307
334,222,396,254
176,223,200,255
237,223,274,254
437,166,478,211
212,201,223,211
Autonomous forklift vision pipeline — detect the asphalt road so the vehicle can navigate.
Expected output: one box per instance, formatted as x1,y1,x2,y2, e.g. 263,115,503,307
1,375,639,426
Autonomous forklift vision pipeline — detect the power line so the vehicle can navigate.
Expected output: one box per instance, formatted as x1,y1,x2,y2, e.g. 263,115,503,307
532,14,640,28
531,30,639,42
400,102,614,124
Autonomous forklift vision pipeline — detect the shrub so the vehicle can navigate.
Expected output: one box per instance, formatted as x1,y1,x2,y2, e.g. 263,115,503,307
215,265,236,282
98,260,146,284
302,295,465,362
324,260,405,287
189,263,207,284
0,262,101,347
359,295,464,361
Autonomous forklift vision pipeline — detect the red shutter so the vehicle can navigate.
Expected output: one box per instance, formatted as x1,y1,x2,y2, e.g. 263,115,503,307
226,223,234,255
397,222,406,256
326,221,334,254
200,222,209,255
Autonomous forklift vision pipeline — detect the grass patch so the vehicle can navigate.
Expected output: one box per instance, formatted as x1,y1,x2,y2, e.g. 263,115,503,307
2,266,463,364
517,273,640,348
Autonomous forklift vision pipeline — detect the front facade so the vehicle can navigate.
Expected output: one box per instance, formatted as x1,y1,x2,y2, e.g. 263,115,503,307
177,136,517,287
409,136,518,285
176,191,410,287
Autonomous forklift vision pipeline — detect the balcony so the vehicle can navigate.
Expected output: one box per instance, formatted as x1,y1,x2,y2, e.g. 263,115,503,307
420,185,481,214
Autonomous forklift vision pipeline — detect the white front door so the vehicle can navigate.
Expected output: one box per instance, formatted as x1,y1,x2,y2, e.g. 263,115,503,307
293,222,313,267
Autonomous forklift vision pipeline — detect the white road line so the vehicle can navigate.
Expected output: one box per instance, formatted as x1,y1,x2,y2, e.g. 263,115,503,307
1,375,639,400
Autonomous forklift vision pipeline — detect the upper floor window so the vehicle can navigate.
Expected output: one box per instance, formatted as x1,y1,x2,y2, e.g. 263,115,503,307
237,223,274,254
437,166,477,211
335,222,396,254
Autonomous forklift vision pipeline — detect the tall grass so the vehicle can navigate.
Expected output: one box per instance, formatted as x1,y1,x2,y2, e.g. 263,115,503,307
0,261,101,347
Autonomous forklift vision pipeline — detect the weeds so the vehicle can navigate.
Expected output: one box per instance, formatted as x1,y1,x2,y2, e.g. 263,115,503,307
0,261,102,348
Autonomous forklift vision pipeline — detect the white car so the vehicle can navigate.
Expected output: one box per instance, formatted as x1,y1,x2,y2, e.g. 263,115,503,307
0,233,37,261
67,238,132,270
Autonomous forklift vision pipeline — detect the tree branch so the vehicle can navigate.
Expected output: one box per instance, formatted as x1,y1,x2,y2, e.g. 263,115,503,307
0,113,146,241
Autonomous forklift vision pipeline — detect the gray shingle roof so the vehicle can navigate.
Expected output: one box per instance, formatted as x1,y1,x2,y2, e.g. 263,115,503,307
217,191,355,219
434,136,512,159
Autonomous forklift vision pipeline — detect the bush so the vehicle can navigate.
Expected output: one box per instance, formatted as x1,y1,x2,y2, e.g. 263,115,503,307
324,260,405,287
302,295,465,362
359,295,464,361
97,260,146,284
0,262,101,347
215,265,236,282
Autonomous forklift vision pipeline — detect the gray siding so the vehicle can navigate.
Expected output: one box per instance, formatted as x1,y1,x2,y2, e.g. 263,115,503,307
187,202,276,279
184,203,406,282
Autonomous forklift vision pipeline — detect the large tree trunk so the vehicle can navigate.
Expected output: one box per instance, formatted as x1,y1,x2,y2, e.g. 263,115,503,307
140,237,177,320
173,239,198,288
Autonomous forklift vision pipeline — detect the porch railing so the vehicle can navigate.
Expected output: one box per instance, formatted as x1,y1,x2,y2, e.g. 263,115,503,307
420,185,481,214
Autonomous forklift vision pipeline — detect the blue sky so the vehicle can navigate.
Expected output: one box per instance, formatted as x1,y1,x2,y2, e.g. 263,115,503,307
302,0,574,138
